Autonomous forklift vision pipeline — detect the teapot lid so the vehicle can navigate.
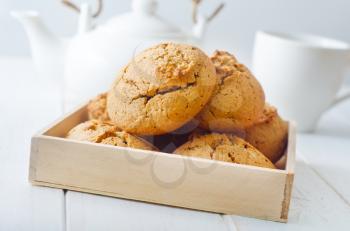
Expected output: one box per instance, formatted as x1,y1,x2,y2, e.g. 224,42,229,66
101,0,186,38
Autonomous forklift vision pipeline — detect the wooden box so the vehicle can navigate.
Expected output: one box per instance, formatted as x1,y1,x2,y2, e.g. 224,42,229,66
29,104,295,222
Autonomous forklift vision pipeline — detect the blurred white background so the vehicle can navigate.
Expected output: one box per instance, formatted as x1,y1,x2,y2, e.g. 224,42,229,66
1,0,350,64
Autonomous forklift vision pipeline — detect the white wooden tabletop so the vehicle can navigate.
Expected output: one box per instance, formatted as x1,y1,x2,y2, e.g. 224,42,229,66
1,57,350,231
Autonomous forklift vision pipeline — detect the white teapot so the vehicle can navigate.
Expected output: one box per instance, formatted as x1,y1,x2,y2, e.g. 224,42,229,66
12,0,224,110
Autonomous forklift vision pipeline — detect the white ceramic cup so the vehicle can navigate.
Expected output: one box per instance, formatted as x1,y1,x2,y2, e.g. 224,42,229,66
253,31,350,132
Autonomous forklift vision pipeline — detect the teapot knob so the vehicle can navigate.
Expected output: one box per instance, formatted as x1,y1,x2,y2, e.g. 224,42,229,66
132,0,158,15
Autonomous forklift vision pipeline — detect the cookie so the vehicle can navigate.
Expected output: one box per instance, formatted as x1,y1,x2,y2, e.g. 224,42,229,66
100,131,158,151
174,133,275,169
66,120,158,151
244,104,288,163
197,51,265,132
66,120,117,143
87,93,110,122
107,43,217,135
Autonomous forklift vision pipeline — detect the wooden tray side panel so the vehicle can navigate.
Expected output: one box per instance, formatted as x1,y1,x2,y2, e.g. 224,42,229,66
42,105,88,137
286,122,296,173
31,136,288,222
279,122,296,220
281,173,294,220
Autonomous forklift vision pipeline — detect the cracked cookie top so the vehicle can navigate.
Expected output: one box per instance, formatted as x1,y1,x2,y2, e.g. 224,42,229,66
66,120,158,151
197,51,265,133
107,43,217,135
173,133,275,169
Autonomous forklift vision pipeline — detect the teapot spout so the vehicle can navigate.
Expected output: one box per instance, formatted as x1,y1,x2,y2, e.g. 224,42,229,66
11,11,66,80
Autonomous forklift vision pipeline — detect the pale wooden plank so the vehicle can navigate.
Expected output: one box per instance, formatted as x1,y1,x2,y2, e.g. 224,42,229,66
0,57,65,230
66,191,233,231
0,161,65,231
230,156,350,230
298,134,350,203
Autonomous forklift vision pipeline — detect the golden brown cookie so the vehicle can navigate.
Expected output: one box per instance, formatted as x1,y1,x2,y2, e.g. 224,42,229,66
100,131,158,151
87,93,110,122
197,51,265,132
244,104,288,163
66,120,118,143
107,43,217,135
66,120,158,151
174,133,275,169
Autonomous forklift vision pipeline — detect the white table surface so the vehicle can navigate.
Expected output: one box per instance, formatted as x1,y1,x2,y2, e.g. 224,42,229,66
1,57,350,231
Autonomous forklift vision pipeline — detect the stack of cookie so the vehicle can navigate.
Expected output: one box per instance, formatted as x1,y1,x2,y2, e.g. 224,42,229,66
66,43,288,169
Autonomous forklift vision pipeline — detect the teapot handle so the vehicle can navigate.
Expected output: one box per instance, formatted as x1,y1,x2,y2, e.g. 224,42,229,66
328,88,350,108
191,0,224,39
192,0,224,24
62,0,103,18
